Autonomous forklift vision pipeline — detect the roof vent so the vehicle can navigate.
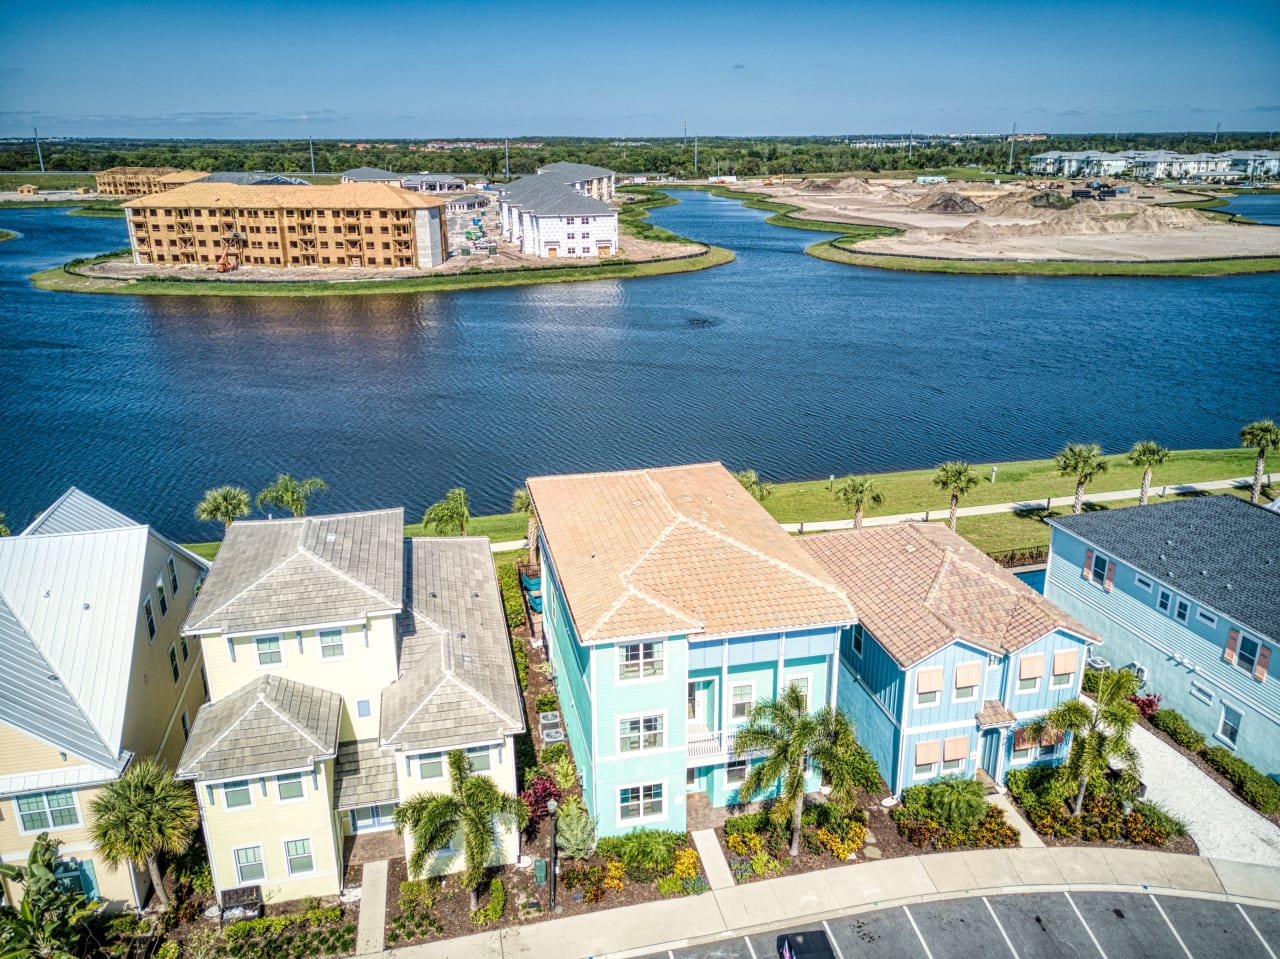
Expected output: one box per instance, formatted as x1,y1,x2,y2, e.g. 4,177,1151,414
905,545,916,553
43,590,50,599
1202,570,1209,576
1159,554,1167,562
458,632,467,641
472,592,480,599
1225,583,1233,590
429,591,437,599
1166,539,1174,546
326,534,337,543
82,603,90,611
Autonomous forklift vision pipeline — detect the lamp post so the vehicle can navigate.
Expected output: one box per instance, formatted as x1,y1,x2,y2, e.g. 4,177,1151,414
546,798,559,912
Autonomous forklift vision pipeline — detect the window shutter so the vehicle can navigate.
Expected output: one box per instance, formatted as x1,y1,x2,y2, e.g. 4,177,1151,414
1224,630,1239,665
1255,644,1271,683
1013,727,1031,750
1082,549,1094,579
1103,563,1116,593
944,736,969,761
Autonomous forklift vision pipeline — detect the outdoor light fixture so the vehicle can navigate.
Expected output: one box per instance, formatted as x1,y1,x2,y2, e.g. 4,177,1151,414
546,798,559,912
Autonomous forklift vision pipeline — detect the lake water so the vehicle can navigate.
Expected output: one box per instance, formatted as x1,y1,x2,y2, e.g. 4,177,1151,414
1,194,1278,542
1222,192,1280,226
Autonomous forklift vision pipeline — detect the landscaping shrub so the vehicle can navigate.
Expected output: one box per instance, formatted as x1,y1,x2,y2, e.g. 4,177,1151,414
155,943,180,959
1132,800,1188,838
672,847,700,881
1081,669,1104,695
1129,692,1163,719
921,778,988,830
595,836,625,861
847,742,886,794
515,731,539,790
656,874,684,896
520,775,562,824
553,754,577,791
1203,746,1280,813
399,878,437,910
511,632,529,689
815,819,867,859
1149,708,1206,750
540,741,569,765
562,864,606,903
534,691,560,714
892,788,1019,850
724,810,769,836
555,796,598,860
618,828,683,881
497,562,526,631
726,831,764,857
750,849,786,875
470,878,506,926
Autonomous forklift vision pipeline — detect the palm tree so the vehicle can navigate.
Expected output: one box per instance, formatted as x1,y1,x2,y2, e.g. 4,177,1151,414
0,833,100,958
1127,441,1169,506
0,511,9,536
835,475,883,529
512,486,537,555
732,468,774,502
194,486,251,530
733,684,866,857
932,461,979,530
394,750,528,910
1240,419,1280,505
423,487,471,536
88,759,199,910
1027,670,1141,817
1056,443,1109,515
256,474,328,517
924,777,988,829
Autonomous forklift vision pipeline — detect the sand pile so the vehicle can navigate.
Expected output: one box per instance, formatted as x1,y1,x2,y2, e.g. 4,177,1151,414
920,192,984,214
837,177,875,195
800,179,839,193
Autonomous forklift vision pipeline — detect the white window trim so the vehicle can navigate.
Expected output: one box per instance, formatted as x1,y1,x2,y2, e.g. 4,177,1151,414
915,689,941,709
318,628,346,661
1196,609,1218,628
785,671,815,712
941,757,966,774
952,682,978,702
465,745,493,772
284,836,316,876
1011,746,1036,764
168,644,180,684
166,554,180,594
852,628,864,658
912,761,937,779
255,634,285,669
14,790,82,835
276,773,306,803
1017,676,1041,695
1216,703,1243,750
617,780,667,825
1189,681,1213,705
155,576,169,617
725,759,749,787
617,640,665,684
416,751,445,780
233,844,267,884
143,596,157,641
222,780,255,811
1089,553,1109,588
1174,598,1191,624
1134,574,1153,592
1050,671,1073,688
616,710,667,754
729,681,755,723
1157,589,1173,613
1234,635,1261,678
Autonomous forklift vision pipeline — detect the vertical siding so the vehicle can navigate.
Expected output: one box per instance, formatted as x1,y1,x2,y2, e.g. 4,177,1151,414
837,624,903,792
540,553,597,813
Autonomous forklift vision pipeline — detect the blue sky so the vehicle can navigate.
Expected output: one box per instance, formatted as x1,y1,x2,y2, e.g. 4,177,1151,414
2,0,1278,138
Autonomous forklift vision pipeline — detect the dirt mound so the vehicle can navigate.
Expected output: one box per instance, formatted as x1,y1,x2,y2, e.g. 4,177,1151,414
800,179,839,193
920,192,984,214
1029,191,1076,210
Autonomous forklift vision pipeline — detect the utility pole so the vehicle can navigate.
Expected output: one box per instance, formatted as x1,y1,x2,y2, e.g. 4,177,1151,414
34,127,45,173
694,134,698,175
908,130,913,162
683,120,687,147
1213,121,1220,145
309,138,316,175
1008,122,1017,172
504,138,510,178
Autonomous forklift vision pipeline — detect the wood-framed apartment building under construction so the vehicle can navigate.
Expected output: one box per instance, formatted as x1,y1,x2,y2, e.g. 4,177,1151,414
123,183,449,270
95,167,209,197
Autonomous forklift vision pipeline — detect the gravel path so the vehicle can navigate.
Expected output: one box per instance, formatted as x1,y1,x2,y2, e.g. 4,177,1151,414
1130,723,1280,867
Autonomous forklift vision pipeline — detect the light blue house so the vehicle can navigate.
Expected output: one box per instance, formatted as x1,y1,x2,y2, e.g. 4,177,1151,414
526,463,858,835
799,524,1099,794
1045,496,1279,779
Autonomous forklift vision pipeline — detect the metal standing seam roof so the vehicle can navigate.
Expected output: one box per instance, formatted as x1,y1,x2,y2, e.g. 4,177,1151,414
183,509,405,636
1048,496,1280,642
381,538,525,753
527,463,857,645
799,523,1098,668
175,675,342,781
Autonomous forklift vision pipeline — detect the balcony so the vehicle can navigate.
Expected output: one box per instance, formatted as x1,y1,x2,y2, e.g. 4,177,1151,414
687,728,726,762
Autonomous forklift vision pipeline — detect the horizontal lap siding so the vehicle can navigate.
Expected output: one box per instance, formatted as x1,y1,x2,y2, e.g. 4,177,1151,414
1047,528,1280,776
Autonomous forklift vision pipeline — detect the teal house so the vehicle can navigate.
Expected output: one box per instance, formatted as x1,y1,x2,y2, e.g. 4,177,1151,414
1045,496,1279,779
526,463,858,835
800,524,1099,794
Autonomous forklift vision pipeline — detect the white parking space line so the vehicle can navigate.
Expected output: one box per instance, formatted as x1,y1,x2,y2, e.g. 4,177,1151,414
983,896,1021,959
1238,905,1279,959
1064,892,1109,959
822,920,846,959
745,937,758,959
902,905,936,959
1150,895,1195,959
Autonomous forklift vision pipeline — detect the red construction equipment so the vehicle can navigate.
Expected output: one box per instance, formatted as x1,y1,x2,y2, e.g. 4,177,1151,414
216,232,246,273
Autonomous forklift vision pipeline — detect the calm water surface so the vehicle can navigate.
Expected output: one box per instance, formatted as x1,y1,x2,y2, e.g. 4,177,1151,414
1222,193,1280,225
1,194,1277,541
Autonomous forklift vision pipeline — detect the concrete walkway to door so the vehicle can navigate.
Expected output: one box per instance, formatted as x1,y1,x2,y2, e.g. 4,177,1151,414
355,860,388,956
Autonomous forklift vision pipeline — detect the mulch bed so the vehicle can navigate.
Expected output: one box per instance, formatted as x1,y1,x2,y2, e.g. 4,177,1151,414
997,792,1200,857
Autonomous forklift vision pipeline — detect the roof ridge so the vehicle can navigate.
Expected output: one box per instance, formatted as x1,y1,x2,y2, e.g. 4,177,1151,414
184,682,266,770
258,679,329,754
382,674,448,744
529,462,722,486
301,531,401,611
185,542,303,631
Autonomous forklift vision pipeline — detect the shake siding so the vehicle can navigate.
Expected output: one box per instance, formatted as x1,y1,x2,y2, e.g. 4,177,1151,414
1046,527,1280,775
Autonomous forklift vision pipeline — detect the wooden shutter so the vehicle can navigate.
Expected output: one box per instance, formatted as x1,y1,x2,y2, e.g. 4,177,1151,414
1224,630,1239,665
1103,563,1116,593
1082,549,1094,579
944,736,969,761
1255,644,1271,682
916,668,944,694
915,740,942,765
1013,727,1032,750
1019,654,1045,680
955,662,983,688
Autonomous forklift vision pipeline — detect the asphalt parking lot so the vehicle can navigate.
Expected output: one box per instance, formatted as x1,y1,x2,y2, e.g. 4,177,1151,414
634,892,1280,959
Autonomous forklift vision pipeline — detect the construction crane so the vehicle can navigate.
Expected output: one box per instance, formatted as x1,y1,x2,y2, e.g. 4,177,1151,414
216,232,247,273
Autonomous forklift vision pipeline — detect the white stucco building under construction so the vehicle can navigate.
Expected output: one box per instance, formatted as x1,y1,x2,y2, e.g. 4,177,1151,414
497,172,619,258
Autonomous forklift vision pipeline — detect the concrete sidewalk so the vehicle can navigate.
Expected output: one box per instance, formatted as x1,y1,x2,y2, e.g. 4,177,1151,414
383,847,1280,958
488,476,1257,552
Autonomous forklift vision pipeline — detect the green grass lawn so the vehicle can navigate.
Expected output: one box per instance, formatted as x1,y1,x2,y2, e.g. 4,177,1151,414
0,173,97,191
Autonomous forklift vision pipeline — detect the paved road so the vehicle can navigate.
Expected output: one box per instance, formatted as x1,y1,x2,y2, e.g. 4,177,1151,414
633,892,1280,959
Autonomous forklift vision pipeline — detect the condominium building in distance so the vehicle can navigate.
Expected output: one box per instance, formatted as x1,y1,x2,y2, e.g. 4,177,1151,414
95,167,205,197
123,183,449,270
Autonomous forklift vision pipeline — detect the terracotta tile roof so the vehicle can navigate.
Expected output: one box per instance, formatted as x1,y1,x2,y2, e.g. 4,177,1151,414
124,182,448,211
976,700,1017,727
799,523,1097,667
527,463,855,644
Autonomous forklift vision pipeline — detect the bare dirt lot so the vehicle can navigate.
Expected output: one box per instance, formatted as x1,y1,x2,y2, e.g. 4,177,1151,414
739,178,1280,261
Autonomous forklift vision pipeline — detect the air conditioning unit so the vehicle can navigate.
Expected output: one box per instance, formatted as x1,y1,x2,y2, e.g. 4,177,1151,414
1129,662,1148,683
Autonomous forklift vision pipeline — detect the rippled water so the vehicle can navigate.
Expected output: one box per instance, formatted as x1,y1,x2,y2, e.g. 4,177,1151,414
1222,193,1280,225
1,194,1277,541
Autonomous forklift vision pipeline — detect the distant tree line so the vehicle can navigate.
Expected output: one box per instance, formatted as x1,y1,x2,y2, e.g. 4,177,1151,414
1,132,1275,178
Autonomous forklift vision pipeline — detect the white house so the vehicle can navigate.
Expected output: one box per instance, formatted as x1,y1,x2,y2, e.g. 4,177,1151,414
497,176,618,258
534,161,615,201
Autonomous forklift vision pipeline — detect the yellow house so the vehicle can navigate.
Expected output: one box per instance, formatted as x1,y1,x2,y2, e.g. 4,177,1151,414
0,489,209,911
176,511,525,906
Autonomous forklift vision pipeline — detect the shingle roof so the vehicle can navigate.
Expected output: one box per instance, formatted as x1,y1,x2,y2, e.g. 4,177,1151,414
124,182,446,212
184,509,404,635
333,739,399,809
196,172,312,186
527,463,856,644
536,161,615,182
176,675,342,781
800,523,1096,667
341,166,402,181
381,539,525,753
497,176,615,216
1049,496,1280,642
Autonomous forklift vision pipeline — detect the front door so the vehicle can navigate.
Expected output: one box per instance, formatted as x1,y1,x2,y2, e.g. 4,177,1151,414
980,730,1001,778
687,680,714,728
350,803,397,833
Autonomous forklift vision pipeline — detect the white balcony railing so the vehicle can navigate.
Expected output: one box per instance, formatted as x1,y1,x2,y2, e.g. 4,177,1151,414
687,729,724,760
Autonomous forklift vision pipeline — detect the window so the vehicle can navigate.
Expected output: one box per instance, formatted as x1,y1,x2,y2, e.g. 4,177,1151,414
168,645,180,683
619,641,663,680
1018,677,1040,693
731,684,753,720
788,676,811,712
1236,636,1260,675
357,699,371,718
619,784,663,821
1196,609,1218,628
1190,681,1213,705
467,746,491,772
200,665,209,699
419,753,444,779
16,791,79,832
1051,671,1072,688
256,636,282,666
1174,598,1190,623
155,577,168,616
285,839,314,875
1090,553,1108,586
1218,704,1242,747
234,846,265,883
319,629,344,659
954,683,977,701
167,555,179,593
726,760,747,785
917,689,939,706
853,629,864,657
619,715,664,751
223,780,252,809
181,711,190,740
1158,590,1172,613
914,760,936,778
942,757,965,773
1012,746,1034,763
180,636,189,662
143,597,156,640
1135,574,1153,591
277,773,304,801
